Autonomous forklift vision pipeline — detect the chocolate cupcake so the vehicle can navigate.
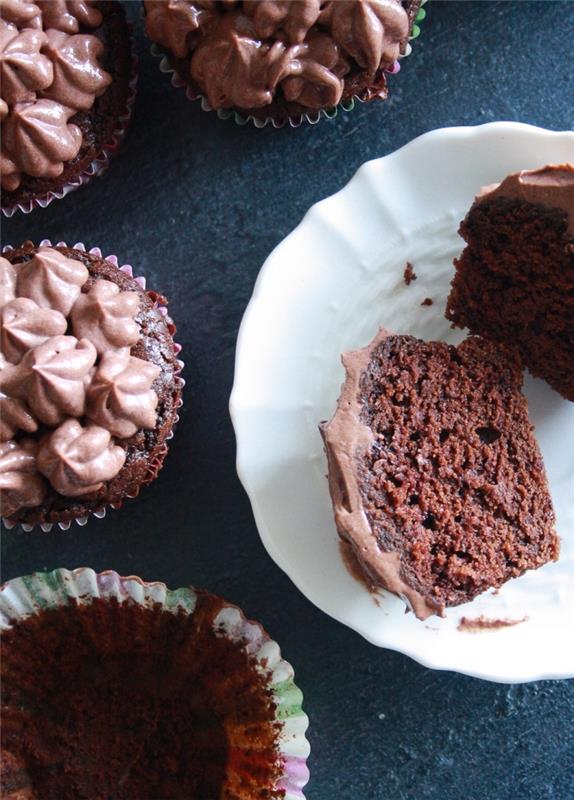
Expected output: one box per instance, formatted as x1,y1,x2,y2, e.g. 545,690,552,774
0,1,137,217
0,242,184,530
144,0,424,128
0,568,310,800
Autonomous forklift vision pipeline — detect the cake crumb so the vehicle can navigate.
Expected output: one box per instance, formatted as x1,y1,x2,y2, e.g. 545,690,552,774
421,297,433,306
403,262,417,285
458,615,528,633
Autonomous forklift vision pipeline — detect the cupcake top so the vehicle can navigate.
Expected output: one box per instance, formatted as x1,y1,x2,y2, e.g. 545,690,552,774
475,163,574,235
1,574,303,800
0,0,112,192
0,243,182,525
144,0,416,113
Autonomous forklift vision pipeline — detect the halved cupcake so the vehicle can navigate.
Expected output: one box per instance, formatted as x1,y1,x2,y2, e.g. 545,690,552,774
0,568,310,800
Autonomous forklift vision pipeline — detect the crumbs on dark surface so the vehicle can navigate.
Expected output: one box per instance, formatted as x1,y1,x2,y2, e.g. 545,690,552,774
421,298,433,306
403,262,417,285
458,615,529,633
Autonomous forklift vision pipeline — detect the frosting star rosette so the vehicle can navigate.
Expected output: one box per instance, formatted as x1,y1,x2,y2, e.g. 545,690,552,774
0,240,184,530
0,1,138,217
0,568,310,800
144,0,427,129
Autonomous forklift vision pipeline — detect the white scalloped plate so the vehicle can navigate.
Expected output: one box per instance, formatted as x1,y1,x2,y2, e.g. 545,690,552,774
231,123,574,683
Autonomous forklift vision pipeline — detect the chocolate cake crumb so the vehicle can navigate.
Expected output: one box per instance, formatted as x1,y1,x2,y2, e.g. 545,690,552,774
458,615,529,633
321,329,559,620
403,262,417,285
421,297,433,306
1,594,285,799
446,166,574,400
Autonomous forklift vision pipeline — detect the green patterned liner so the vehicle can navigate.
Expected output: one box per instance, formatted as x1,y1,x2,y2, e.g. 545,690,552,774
150,0,427,129
0,568,310,799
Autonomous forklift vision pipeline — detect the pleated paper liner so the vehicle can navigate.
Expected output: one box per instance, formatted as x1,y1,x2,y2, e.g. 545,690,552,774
0,568,310,800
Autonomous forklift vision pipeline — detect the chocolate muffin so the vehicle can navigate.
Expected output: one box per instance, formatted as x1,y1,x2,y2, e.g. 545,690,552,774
446,164,574,401
0,1,135,216
0,569,309,800
0,242,183,528
144,0,422,125
321,329,559,620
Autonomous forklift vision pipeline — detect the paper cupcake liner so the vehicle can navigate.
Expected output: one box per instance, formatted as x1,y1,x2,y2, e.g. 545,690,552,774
149,0,427,130
0,568,310,800
1,31,139,218
1,241,185,532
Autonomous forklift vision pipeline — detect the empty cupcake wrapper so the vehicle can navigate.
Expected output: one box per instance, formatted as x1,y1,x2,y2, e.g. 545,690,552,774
0,568,311,800
1,240,185,533
149,1,427,130
1,33,139,218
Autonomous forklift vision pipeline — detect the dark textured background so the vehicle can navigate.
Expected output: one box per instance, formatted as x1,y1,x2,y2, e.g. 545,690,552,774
2,2,574,798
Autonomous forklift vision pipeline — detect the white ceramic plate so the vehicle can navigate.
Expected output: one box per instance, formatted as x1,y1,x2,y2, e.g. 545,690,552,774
230,123,574,683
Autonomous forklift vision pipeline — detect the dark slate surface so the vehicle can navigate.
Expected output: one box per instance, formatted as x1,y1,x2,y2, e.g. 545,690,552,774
2,2,574,798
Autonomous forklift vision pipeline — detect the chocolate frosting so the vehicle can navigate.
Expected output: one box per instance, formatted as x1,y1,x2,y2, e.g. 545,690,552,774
477,163,574,236
0,22,53,105
0,0,109,190
0,247,163,506
1,99,82,183
37,419,126,497
320,0,407,74
36,0,103,33
17,246,89,316
0,297,67,364
0,438,47,518
0,257,17,309
146,0,409,111
2,335,97,427
70,279,140,356
0,0,42,29
0,353,37,441
86,352,160,438
144,0,215,59
40,29,111,111
321,328,441,620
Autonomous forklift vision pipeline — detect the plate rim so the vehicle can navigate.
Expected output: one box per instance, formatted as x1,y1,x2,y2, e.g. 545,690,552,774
230,121,574,683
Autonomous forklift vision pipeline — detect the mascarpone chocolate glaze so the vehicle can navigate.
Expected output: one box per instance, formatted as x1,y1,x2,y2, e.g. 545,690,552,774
0,247,161,516
477,163,574,236
320,328,441,620
145,0,410,111
0,0,110,191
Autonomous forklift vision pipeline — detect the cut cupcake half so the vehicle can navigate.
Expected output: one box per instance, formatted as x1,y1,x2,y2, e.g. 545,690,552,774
321,329,559,620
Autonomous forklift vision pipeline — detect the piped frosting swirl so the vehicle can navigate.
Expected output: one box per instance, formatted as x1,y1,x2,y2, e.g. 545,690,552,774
70,279,140,356
0,297,67,363
86,352,160,438
2,335,97,426
17,246,89,315
0,438,47,517
37,418,126,497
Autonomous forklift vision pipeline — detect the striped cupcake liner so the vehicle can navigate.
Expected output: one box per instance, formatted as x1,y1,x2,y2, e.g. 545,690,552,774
1,241,185,532
149,0,427,130
1,27,139,218
0,568,310,800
